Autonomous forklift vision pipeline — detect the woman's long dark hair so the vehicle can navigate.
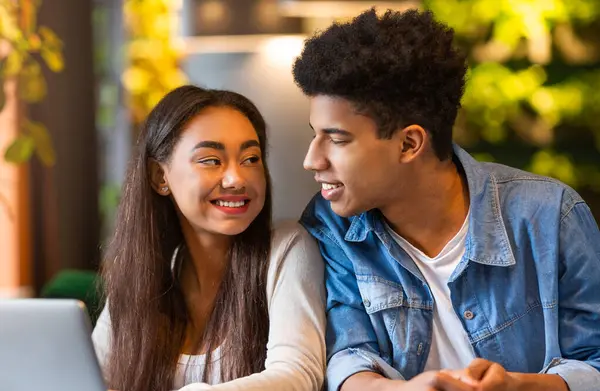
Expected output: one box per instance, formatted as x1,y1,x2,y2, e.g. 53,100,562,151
101,85,272,391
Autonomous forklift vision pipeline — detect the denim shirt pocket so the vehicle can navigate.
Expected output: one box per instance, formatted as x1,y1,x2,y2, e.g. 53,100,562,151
356,275,404,314
355,275,406,360
354,270,431,378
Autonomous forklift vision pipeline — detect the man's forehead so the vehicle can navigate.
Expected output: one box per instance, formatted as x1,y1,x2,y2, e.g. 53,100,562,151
309,95,356,114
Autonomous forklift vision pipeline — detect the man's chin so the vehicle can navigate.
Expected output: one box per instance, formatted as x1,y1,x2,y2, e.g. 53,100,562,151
330,200,362,218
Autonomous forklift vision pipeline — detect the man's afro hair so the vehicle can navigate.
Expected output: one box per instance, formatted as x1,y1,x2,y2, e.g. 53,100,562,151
293,8,467,160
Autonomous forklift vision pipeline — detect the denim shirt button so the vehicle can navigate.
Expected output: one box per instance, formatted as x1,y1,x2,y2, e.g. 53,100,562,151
463,310,475,320
363,299,371,308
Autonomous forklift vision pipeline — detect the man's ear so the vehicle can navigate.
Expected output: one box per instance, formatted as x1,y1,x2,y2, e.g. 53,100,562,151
148,158,170,196
395,124,427,163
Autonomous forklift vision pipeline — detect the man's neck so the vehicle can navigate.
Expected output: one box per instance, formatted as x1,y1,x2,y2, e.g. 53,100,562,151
381,159,470,258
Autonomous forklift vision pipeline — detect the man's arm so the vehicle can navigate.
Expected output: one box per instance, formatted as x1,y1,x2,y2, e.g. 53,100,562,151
301,196,479,391
459,201,600,391
510,373,568,391
315,234,404,391
541,201,600,391
344,371,476,391
342,372,395,391
314,233,476,391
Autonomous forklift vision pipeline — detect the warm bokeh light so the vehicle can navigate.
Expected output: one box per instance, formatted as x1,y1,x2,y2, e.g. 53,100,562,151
260,35,306,66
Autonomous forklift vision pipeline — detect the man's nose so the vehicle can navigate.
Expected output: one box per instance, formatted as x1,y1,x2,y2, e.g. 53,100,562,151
303,139,329,172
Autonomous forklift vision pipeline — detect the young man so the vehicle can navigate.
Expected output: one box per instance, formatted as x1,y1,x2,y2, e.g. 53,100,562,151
293,8,600,391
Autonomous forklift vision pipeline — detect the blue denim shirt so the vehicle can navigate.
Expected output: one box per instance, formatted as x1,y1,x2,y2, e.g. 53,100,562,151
300,145,600,391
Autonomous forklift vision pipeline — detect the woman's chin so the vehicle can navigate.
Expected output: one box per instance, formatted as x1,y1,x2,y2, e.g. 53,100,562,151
210,220,254,237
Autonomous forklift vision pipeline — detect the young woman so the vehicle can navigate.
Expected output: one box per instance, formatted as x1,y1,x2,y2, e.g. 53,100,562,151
92,85,325,391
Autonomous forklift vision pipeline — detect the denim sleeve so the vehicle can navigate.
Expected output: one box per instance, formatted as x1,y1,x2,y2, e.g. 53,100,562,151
540,202,600,391
315,233,404,391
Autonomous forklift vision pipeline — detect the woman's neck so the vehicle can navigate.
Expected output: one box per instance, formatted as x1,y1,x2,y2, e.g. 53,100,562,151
178,221,231,354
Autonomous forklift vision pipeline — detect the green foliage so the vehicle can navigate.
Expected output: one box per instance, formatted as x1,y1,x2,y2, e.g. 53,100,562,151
0,0,64,166
4,133,34,163
3,119,55,165
425,0,600,191
123,0,187,127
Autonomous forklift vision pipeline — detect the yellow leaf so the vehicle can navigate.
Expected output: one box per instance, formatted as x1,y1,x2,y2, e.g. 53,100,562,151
40,47,65,72
492,16,522,49
0,7,22,41
4,135,35,164
122,66,152,93
4,51,24,76
38,26,63,48
18,61,46,102
26,120,56,166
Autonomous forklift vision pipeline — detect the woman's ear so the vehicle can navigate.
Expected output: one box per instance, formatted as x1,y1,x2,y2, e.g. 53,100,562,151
148,159,170,196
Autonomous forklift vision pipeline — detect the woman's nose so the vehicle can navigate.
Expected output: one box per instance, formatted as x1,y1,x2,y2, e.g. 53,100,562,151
221,164,246,190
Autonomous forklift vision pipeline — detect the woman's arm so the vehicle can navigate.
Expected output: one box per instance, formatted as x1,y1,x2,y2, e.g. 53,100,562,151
179,221,327,391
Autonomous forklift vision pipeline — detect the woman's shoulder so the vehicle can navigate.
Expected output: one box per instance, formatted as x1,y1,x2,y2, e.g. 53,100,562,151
266,220,323,291
269,220,313,254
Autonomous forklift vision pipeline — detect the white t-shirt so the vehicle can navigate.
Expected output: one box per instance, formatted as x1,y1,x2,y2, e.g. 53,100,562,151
92,221,326,391
386,213,476,371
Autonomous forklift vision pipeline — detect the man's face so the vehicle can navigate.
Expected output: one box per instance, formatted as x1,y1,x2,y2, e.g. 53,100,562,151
304,95,405,217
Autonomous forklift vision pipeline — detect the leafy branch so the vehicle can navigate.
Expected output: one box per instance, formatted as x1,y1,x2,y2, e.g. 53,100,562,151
0,0,64,166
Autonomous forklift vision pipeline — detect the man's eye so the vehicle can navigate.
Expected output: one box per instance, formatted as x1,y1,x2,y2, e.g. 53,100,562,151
198,158,220,166
330,139,348,145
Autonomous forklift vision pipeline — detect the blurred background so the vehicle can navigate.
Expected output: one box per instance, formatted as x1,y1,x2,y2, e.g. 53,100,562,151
1,0,598,316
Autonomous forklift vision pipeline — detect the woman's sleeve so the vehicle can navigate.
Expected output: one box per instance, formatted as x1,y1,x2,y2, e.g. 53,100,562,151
91,301,112,377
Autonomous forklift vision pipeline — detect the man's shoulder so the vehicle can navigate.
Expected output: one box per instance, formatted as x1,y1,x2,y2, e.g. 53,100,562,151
479,160,585,216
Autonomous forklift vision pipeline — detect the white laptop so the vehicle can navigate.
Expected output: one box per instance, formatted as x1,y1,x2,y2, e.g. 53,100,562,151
0,299,107,391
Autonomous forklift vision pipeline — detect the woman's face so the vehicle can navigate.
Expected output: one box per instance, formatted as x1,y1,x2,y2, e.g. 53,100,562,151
155,106,267,237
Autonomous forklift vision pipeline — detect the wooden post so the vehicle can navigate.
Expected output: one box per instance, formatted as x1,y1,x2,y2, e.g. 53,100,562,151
28,0,98,292
0,78,33,298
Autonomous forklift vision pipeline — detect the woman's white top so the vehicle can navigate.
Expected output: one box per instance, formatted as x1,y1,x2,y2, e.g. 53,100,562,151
92,221,326,391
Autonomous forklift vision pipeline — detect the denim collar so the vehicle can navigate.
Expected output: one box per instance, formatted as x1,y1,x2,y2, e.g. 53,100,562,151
344,144,516,267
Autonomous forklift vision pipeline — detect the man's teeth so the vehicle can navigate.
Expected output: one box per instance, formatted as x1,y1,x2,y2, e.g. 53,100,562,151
215,200,247,208
322,183,342,190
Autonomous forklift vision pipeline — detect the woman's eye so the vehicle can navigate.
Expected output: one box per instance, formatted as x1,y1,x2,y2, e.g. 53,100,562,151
198,158,220,166
242,156,260,165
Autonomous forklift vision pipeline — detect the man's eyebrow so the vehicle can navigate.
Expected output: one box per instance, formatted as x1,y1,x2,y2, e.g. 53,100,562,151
309,123,352,137
322,128,352,137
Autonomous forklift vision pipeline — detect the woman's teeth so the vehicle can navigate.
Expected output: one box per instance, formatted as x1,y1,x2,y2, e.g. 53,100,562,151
322,183,342,190
215,200,247,208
